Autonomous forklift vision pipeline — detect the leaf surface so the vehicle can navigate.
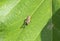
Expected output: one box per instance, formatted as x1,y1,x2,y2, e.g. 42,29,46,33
0,0,52,41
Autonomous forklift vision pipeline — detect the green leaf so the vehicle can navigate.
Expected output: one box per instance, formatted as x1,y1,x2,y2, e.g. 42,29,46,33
0,0,52,41
53,8,60,41
52,0,60,41
52,0,60,13
53,9,60,41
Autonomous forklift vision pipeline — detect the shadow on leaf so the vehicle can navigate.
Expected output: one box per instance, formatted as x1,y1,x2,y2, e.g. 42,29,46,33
41,19,52,41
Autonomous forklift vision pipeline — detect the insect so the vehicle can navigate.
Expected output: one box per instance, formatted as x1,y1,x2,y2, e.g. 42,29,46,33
24,16,31,25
